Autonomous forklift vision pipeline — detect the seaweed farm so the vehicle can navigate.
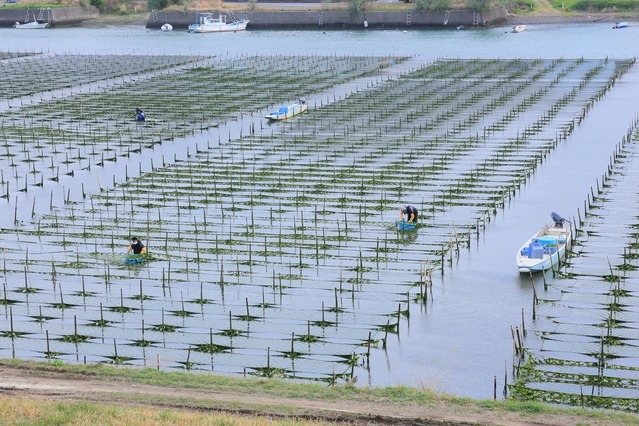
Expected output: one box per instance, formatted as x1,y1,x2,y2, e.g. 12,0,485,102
512,121,639,411
0,52,638,406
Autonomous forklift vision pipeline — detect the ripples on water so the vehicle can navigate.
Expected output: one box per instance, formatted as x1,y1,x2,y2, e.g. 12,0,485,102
1,24,639,402
2,23,638,58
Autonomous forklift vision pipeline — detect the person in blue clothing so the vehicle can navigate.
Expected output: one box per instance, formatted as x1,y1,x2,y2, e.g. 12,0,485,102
135,108,145,121
400,205,418,223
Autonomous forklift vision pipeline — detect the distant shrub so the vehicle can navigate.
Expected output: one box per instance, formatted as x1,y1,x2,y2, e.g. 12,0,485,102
348,0,371,13
415,0,453,10
147,0,182,11
572,0,639,10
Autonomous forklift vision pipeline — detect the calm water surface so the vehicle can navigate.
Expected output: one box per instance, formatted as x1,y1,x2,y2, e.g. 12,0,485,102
2,23,639,398
1,22,638,58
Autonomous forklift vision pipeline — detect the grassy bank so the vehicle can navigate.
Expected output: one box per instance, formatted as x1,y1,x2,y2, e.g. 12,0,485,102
1,360,638,425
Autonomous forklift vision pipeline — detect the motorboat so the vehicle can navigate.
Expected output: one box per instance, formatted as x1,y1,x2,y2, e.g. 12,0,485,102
14,19,49,29
188,13,249,33
613,22,628,29
512,25,526,33
161,23,173,31
517,212,571,273
265,102,308,121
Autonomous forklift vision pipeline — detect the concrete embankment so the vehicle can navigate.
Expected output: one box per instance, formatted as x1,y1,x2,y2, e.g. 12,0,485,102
146,7,508,30
0,6,99,28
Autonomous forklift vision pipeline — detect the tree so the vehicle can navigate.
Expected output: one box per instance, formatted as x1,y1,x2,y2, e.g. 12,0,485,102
348,0,371,14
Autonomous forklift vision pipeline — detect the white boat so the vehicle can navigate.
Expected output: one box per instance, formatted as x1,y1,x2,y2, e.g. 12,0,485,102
188,13,249,33
14,19,49,29
512,25,526,33
265,102,308,121
517,212,571,273
613,22,628,29
161,23,173,31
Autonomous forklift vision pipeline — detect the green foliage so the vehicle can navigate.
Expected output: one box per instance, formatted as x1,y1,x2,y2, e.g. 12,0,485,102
572,0,639,10
468,0,492,10
89,0,103,8
148,0,169,10
348,0,371,14
414,0,453,10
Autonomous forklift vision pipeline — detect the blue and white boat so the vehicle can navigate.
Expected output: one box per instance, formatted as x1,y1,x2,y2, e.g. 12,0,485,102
517,212,571,273
265,102,308,121
613,22,629,29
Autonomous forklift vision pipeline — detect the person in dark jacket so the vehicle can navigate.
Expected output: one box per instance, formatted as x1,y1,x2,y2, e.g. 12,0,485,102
135,108,145,121
400,205,418,223
128,237,146,254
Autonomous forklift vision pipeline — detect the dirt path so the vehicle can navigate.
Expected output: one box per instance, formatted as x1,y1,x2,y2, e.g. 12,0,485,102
0,364,629,425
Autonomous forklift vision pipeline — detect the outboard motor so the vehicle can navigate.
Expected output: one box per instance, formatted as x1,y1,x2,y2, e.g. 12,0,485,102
551,212,566,227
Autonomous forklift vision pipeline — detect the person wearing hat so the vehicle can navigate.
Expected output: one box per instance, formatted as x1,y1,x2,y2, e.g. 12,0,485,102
400,205,418,223
128,237,147,254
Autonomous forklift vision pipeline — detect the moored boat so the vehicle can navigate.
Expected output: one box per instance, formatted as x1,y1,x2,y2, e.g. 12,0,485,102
517,212,571,273
188,12,249,33
161,23,173,31
613,22,629,29
512,25,526,33
265,102,308,121
14,19,49,29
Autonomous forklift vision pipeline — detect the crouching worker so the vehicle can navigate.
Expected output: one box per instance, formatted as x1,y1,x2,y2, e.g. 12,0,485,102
128,237,147,254
400,205,418,223
135,108,145,121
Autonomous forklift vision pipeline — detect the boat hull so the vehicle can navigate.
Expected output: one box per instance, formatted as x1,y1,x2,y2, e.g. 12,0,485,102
188,20,249,33
14,21,49,29
516,222,571,273
265,103,307,120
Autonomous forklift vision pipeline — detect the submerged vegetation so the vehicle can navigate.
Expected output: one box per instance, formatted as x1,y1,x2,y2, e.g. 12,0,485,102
511,122,639,412
0,51,638,413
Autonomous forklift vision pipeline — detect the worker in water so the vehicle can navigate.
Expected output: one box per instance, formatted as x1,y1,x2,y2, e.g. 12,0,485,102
128,237,147,255
400,205,418,223
135,108,145,121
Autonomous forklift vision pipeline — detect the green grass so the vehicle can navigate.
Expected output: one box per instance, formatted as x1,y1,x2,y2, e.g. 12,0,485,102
2,359,639,425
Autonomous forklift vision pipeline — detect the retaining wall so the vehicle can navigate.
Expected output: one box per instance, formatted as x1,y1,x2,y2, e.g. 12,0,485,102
0,6,99,28
147,8,508,30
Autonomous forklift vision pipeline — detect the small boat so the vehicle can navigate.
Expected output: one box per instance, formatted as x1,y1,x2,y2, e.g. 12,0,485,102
517,212,571,273
14,19,49,29
265,102,308,121
161,23,173,31
512,25,526,33
188,13,249,33
613,22,628,29
124,254,146,265
397,221,416,231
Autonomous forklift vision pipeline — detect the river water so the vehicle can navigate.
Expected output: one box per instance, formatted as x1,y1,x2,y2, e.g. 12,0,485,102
2,22,639,399
1,21,637,58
